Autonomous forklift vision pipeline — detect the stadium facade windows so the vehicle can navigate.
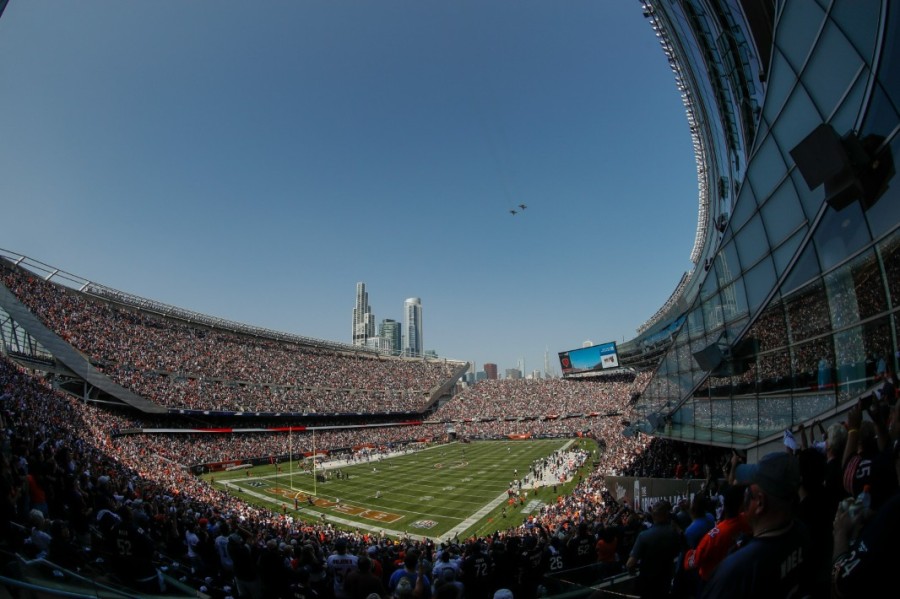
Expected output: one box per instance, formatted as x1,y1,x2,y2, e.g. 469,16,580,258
632,0,899,448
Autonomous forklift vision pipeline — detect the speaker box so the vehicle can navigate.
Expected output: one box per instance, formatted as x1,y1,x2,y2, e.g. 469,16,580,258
791,124,894,211
693,344,724,371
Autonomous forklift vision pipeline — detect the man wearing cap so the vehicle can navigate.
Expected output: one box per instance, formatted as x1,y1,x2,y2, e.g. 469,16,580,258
701,452,812,598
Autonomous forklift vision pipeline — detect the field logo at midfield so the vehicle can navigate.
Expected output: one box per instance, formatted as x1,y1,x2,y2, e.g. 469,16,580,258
265,487,402,523
411,520,437,530
434,461,468,470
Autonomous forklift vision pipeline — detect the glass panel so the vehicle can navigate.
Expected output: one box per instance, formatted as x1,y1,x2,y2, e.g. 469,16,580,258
777,0,825,72
733,397,760,442
792,393,836,425
695,399,713,435
762,49,795,125
730,183,758,232
774,86,824,166
825,252,887,330
687,307,706,340
831,74,869,135
880,232,900,311
711,399,736,439
793,336,836,394
832,0,883,63
702,294,725,334
700,263,720,302
759,396,793,438
781,240,821,296
792,161,826,220
813,201,870,271
720,279,749,324
734,216,769,270
717,241,742,288
761,180,806,248
861,317,894,385
785,279,832,343
758,349,792,394
862,134,900,238
834,326,868,401
743,257,777,315
772,228,806,278
747,136,788,205
749,299,789,352
845,249,887,321
675,342,693,373
803,20,864,118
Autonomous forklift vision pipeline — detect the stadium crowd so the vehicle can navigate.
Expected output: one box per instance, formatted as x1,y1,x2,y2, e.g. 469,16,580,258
6,347,896,599
1,260,460,414
3,258,900,598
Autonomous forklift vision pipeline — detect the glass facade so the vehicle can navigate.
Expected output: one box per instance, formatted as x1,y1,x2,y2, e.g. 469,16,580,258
635,0,899,448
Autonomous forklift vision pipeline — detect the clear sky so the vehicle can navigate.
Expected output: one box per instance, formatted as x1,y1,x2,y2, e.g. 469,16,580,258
0,1,697,377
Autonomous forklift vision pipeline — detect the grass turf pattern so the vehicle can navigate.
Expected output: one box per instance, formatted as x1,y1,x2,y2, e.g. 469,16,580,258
204,439,598,541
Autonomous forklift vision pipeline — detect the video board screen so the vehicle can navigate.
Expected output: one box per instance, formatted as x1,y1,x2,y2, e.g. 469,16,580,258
558,341,619,375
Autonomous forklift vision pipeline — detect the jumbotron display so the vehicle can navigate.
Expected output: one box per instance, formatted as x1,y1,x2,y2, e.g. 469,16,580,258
558,341,619,375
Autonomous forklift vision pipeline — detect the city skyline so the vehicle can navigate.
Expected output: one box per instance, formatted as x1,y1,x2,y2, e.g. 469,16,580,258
0,1,697,376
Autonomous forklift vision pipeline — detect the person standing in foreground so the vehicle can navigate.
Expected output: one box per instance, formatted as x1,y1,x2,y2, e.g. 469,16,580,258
701,451,812,598
626,500,684,599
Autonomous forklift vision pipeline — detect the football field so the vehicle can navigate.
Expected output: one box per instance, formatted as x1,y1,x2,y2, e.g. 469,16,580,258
204,438,597,540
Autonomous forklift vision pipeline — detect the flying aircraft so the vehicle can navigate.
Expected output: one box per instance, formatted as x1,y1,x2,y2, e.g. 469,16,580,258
519,204,527,210
509,209,518,215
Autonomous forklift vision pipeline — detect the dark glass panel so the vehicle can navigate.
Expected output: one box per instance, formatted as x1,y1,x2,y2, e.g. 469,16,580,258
781,240,821,295
757,349,792,394
749,299,788,352
792,336,836,395
814,201,870,271
786,279,831,342
802,20,863,118
881,232,900,311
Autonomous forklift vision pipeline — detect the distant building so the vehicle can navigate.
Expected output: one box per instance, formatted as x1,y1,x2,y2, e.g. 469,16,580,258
402,297,422,357
352,282,375,347
483,363,498,380
475,371,487,382
505,369,522,380
365,336,393,353
379,319,401,356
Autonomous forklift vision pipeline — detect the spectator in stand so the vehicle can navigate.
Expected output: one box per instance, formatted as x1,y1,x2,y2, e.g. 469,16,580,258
344,555,386,599
674,494,715,599
831,393,900,598
626,500,684,599
327,537,360,599
683,483,750,596
701,452,812,598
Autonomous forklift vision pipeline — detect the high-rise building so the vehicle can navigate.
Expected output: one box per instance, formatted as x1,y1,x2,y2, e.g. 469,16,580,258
379,319,401,356
402,297,422,357
483,363,498,380
351,282,375,347
505,368,522,380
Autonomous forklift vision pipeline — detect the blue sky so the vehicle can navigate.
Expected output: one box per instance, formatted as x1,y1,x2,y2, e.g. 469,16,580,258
0,1,697,376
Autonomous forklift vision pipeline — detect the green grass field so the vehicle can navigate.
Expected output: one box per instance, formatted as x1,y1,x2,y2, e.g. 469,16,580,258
203,438,598,541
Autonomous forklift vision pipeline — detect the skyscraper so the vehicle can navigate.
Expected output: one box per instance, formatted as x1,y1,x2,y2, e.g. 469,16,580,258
379,318,401,356
402,297,422,357
351,282,375,347
483,363,498,380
